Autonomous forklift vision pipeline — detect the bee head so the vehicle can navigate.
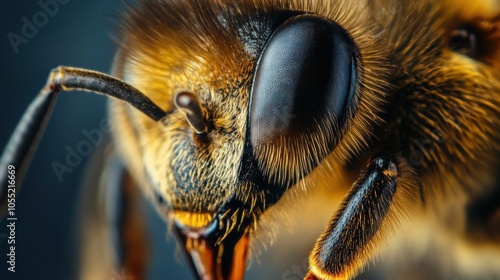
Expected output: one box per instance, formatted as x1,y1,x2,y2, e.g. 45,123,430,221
109,0,386,277
109,0,499,278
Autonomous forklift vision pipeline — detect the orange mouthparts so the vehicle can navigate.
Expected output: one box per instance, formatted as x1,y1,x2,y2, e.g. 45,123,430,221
173,215,250,280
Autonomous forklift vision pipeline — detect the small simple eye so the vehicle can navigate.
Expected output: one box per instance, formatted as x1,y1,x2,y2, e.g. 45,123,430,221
449,27,478,57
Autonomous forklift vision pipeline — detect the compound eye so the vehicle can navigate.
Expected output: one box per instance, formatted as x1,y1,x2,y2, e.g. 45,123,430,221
249,14,359,186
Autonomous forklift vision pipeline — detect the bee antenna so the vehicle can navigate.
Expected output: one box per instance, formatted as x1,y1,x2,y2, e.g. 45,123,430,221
0,66,167,217
174,91,209,135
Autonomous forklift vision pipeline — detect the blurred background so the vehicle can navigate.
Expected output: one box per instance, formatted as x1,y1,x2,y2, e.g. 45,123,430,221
0,1,322,279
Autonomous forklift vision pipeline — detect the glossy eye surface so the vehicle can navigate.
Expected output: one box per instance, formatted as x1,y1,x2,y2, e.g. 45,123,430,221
249,14,359,186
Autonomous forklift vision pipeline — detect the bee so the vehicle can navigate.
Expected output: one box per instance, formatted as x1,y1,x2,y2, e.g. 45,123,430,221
1,0,499,279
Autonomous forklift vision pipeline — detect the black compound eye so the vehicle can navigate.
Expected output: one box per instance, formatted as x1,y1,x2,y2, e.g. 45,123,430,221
249,14,359,186
449,27,478,57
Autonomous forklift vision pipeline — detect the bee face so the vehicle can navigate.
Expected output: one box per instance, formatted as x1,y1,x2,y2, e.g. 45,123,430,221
111,0,387,217
108,2,391,276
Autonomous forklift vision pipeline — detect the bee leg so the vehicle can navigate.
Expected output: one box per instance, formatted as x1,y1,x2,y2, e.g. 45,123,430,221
306,152,406,280
80,149,149,280
107,156,149,279
0,66,166,217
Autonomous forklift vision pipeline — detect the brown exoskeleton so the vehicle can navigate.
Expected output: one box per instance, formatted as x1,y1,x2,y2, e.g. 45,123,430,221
1,0,499,279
